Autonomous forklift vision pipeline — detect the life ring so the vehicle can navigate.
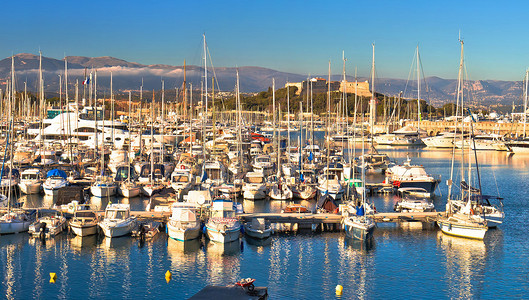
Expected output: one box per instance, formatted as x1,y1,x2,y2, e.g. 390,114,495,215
180,165,185,170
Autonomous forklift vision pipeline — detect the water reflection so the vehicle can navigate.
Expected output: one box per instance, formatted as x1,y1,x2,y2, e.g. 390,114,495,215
437,231,487,299
70,235,98,251
337,235,375,299
205,239,241,285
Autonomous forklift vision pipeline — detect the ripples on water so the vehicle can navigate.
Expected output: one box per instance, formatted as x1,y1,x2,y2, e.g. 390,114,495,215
1,148,529,299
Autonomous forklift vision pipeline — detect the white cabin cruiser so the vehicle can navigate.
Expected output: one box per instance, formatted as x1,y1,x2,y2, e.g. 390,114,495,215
98,204,137,238
19,168,43,195
205,198,241,243
166,202,202,241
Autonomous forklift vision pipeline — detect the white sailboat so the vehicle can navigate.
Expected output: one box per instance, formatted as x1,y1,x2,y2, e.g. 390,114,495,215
90,72,117,197
437,39,491,240
343,78,375,241
118,92,141,198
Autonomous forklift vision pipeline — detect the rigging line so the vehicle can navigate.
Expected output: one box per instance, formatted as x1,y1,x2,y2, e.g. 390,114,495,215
402,49,417,101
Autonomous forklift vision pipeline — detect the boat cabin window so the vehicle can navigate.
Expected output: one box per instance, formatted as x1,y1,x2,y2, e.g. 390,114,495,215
247,176,263,184
211,210,235,218
22,173,39,180
106,209,128,220
206,169,221,180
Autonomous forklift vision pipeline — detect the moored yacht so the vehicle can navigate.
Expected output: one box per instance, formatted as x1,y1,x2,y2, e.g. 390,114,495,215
166,202,202,241
205,198,241,243
98,203,137,238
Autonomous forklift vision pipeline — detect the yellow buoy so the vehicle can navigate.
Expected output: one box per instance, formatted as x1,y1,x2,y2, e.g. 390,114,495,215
165,270,172,283
50,273,57,284
335,285,343,296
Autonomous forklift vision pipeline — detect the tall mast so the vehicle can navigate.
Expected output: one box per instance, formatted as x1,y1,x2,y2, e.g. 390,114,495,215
272,78,276,147
128,91,132,184
203,34,208,123
111,71,114,146
161,80,165,164
370,43,376,137
287,84,291,165
327,61,331,143
39,51,44,152
448,38,464,202
417,45,421,132
183,60,187,119
523,69,529,138
151,90,155,184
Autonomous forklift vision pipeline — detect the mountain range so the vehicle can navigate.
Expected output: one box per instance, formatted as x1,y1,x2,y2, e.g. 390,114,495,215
0,53,523,107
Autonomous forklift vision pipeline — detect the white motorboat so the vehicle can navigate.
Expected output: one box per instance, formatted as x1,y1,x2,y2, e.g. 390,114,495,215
29,209,67,238
170,169,194,200
90,175,117,197
42,169,69,196
244,218,272,239
166,202,202,241
18,168,42,195
205,198,241,243
251,155,274,176
98,204,137,238
242,172,268,200
454,133,506,151
69,210,99,237
0,210,32,234
394,195,435,212
385,157,440,197
423,132,458,148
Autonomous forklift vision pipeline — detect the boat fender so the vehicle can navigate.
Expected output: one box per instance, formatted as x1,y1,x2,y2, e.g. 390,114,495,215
470,208,474,215
223,225,228,233
333,207,339,214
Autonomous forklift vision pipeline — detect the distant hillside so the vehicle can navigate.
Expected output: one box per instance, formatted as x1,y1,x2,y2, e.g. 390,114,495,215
0,53,523,107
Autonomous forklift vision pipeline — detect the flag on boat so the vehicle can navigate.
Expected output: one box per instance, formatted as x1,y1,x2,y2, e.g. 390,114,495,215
308,152,313,162
83,78,90,85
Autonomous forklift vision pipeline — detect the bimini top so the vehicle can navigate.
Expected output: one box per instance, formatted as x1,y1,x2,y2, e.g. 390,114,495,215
47,169,67,179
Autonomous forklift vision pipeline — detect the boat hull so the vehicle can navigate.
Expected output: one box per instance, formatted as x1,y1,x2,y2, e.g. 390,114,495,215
118,186,141,198
70,223,98,237
99,220,136,238
344,222,375,240
19,182,41,195
0,220,31,234
167,223,201,241
437,219,487,240
206,225,240,243
90,185,117,197
244,225,271,239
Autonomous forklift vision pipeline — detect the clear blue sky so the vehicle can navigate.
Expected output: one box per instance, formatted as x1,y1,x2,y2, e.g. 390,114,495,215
2,0,528,81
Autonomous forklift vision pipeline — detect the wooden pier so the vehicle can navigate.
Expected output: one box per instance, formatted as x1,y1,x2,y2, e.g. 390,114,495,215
238,211,441,227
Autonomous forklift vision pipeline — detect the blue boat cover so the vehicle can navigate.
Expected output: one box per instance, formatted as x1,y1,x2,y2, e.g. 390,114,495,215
47,169,67,179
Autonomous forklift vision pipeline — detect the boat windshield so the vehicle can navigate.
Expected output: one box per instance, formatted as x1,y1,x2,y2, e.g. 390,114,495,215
22,174,39,180
247,176,263,184
211,210,235,218
106,210,128,220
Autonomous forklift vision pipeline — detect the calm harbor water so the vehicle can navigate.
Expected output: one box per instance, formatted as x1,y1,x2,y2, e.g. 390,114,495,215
2,147,529,299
